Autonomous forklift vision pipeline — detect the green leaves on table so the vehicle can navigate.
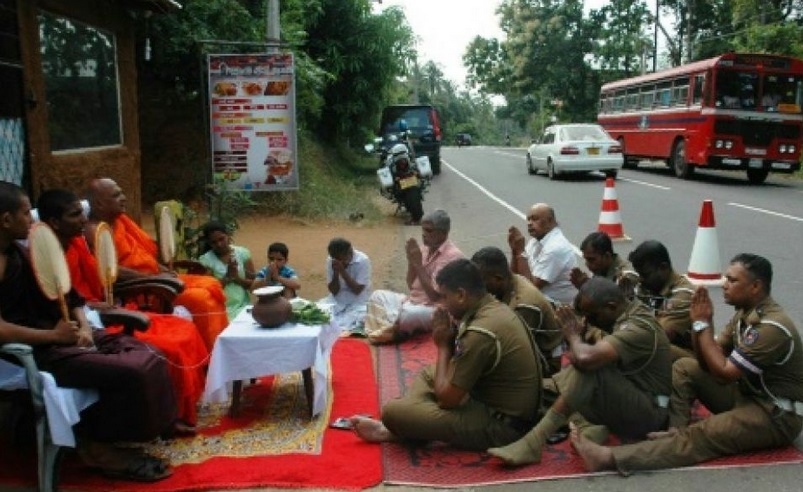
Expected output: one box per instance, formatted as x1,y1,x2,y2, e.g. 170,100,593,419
291,303,331,325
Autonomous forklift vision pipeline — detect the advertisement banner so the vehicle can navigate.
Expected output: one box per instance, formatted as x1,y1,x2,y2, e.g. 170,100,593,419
208,53,298,191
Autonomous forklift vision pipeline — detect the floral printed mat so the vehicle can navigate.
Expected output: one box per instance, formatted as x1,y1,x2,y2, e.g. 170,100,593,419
145,372,328,465
378,335,803,487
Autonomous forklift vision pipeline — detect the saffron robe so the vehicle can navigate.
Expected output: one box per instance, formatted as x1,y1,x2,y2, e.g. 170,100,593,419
1,242,176,442
111,213,229,350
66,237,209,425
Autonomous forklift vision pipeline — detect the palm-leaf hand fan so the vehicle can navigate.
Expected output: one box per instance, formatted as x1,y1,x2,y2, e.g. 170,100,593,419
94,221,118,304
158,205,177,269
28,222,71,321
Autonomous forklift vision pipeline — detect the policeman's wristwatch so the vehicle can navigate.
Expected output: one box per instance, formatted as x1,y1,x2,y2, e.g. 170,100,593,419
692,320,711,333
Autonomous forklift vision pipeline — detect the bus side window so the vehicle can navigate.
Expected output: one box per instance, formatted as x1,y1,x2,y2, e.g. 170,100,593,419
692,75,705,105
673,77,690,106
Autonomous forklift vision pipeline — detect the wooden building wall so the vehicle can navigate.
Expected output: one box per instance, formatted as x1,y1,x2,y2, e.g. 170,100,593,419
17,0,142,220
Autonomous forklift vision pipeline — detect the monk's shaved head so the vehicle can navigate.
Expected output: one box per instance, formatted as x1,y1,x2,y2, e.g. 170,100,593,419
86,178,126,221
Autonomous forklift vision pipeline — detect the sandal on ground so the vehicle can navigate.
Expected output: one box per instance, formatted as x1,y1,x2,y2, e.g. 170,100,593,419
100,455,173,482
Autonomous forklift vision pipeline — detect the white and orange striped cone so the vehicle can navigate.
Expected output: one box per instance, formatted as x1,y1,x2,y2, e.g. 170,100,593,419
597,177,630,241
687,200,725,286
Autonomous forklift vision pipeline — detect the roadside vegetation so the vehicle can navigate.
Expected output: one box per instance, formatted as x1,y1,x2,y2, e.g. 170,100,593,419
137,0,803,209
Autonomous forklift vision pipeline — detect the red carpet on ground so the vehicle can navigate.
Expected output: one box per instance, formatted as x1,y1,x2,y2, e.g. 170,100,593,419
0,338,381,491
378,335,803,487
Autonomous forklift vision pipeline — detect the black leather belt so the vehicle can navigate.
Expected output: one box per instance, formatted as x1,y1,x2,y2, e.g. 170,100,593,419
490,410,533,434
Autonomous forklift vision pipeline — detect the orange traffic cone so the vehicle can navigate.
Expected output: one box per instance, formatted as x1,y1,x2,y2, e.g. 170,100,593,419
687,200,725,286
597,177,630,241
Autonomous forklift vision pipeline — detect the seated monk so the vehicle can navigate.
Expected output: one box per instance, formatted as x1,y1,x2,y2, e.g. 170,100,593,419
38,189,209,431
84,178,228,350
1,181,174,482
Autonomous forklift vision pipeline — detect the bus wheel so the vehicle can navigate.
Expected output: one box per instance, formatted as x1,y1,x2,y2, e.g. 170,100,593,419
672,140,694,179
619,139,638,169
747,168,769,185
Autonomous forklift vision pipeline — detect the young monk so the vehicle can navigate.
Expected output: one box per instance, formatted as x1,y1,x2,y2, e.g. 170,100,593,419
38,188,208,432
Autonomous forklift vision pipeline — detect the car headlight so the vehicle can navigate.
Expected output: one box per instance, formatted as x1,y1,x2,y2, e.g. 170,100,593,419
789,145,796,153
724,140,733,150
780,144,788,153
715,140,723,149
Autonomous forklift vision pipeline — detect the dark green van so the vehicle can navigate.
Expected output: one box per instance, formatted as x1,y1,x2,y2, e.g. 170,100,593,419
379,104,443,175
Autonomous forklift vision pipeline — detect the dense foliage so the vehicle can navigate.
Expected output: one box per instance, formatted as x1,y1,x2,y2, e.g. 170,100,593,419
137,0,803,202
464,0,803,136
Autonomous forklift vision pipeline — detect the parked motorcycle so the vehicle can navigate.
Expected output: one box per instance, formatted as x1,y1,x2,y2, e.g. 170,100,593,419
365,121,432,224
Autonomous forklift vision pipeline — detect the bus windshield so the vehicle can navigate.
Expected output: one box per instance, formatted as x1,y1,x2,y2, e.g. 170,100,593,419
762,74,802,113
716,70,802,113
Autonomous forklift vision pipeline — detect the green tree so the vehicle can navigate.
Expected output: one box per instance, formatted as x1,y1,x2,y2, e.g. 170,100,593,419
304,1,416,141
589,0,653,79
730,0,803,57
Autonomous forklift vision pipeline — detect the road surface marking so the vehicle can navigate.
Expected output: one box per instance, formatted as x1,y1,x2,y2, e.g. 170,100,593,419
728,202,803,222
444,160,525,220
619,177,671,190
444,160,583,256
493,150,524,158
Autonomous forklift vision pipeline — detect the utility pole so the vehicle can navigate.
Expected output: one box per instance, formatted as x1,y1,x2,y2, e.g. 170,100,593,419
267,0,280,53
653,0,659,72
685,0,693,63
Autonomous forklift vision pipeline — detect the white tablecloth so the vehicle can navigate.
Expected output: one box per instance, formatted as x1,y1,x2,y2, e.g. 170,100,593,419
202,307,340,416
0,358,98,447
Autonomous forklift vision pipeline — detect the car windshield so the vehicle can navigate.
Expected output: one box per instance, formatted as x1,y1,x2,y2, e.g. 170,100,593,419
561,126,609,142
382,108,431,134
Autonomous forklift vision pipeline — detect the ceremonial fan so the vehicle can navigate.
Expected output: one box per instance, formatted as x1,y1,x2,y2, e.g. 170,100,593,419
158,205,177,270
94,222,118,304
28,222,72,321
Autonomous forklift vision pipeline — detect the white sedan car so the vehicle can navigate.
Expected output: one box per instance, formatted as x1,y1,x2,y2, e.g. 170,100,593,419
526,124,623,180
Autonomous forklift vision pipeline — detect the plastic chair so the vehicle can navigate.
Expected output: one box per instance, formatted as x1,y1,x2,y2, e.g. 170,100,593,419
0,311,149,492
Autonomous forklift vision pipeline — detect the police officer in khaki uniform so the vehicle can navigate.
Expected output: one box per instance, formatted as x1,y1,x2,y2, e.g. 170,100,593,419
571,253,803,473
629,240,695,360
488,277,672,466
472,246,562,376
570,231,639,296
350,259,541,450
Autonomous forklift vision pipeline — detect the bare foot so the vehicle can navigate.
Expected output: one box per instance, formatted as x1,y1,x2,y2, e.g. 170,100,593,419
569,423,615,472
349,416,397,443
647,427,678,440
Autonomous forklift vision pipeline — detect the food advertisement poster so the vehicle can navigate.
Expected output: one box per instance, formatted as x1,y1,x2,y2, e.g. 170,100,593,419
208,53,298,191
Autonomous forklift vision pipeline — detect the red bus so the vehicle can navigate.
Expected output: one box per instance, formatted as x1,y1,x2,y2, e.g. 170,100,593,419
598,53,802,184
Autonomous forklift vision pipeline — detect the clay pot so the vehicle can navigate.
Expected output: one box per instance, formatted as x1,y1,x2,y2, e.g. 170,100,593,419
251,286,291,328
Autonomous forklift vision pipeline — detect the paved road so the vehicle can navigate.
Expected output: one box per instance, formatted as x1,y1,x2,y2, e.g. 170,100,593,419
425,145,803,328
397,145,803,491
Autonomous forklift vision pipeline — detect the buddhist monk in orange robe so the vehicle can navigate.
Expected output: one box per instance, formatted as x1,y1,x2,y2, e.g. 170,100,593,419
38,189,209,428
83,179,229,351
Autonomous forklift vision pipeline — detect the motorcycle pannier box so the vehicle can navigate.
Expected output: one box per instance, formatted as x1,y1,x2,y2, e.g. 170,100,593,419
416,156,433,178
377,167,394,189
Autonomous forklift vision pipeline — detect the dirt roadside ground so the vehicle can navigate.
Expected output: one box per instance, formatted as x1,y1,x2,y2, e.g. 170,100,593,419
232,214,411,301
143,208,413,301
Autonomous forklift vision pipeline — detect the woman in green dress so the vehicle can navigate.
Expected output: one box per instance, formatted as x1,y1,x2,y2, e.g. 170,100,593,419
198,221,255,319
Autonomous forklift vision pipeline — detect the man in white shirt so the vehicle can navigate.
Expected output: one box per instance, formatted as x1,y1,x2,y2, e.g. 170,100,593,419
322,237,372,331
508,203,578,305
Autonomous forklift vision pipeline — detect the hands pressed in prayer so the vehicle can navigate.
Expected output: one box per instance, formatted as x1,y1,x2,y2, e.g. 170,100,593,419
431,306,456,348
570,267,589,289
508,226,526,254
690,285,714,322
405,238,423,267
556,304,586,340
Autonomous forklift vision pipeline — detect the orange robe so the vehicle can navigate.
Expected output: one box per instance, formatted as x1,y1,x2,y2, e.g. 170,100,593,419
112,214,229,350
66,236,209,425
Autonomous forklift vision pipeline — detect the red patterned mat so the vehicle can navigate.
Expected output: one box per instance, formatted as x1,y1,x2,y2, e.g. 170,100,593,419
378,335,803,487
1,339,381,491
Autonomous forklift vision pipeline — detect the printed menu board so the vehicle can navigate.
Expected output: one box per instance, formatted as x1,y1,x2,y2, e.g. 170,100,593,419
208,53,298,191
